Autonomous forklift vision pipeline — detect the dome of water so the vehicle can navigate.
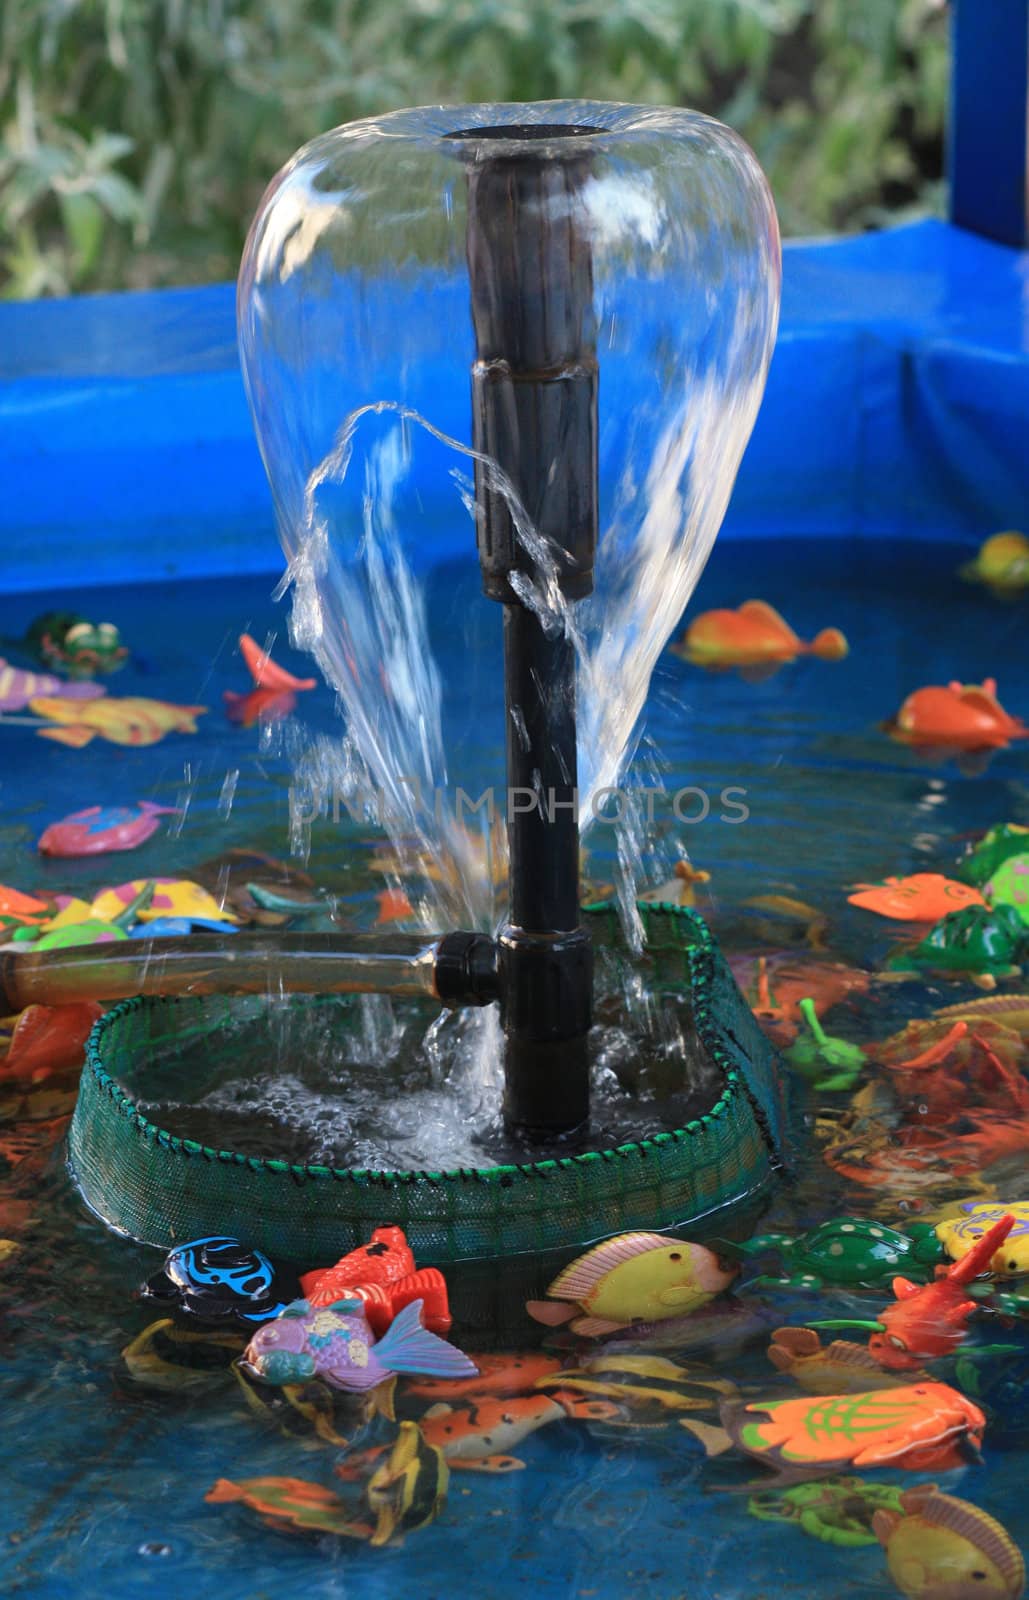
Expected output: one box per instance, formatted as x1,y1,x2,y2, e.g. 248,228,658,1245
238,101,780,931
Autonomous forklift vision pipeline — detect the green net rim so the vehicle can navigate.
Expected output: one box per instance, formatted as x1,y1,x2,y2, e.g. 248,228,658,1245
79,902,782,1189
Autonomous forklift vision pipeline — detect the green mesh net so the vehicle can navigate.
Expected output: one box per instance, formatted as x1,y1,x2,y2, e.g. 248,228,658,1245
68,904,787,1263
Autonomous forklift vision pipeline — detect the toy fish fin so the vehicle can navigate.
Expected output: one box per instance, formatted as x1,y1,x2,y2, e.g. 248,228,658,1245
452,1455,525,1473
374,1300,478,1381
871,1508,902,1547
546,1231,670,1301
770,1327,821,1357
36,725,95,747
569,1316,627,1337
737,599,796,640
524,1300,576,1327
371,1377,396,1422
891,1277,921,1300
239,633,317,692
205,1479,244,1505
679,1418,733,1456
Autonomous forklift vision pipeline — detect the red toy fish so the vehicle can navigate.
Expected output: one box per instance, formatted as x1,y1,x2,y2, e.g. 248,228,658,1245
868,1212,1015,1371
224,634,317,727
0,1002,103,1084
300,1226,452,1337
885,680,1029,754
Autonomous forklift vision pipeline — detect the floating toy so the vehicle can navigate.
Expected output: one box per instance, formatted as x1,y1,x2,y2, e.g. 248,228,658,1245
21,612,128,678
888,904,1028,984
884,680,1029,757
748,1477,906,1548
961,530,1029,597
919,1204,1029,1278
525,1231,737,1337
848,875,984,922
767,1329,925,1394
671,600,848,676
37,801,179,858
141,1236,300,1329
122,1318,247,1394
639,859,712,909
0,658,105,713
984,853,1029,926
866,1213,1016,1372
784,999,866,1092
300,1225,452,1336
728,1218,943,1291
0,1002,102,1083
934,991,1029,1035
738,895,830,951
205,1476,373,1541
957,824,1029,888
707,1383,985,1482
405,1352,564,1401
361,1420,451,1545
33,919,128,950
28,694,206,748
0,885,49,933
241,1296,478,1394
233,1362,373,1446
224,632,317,727
128,916,239,938
535,1352,735,1427
728,954,867,1047
873,1485,1025,1600
89,879,238,925
413,1392,617,1473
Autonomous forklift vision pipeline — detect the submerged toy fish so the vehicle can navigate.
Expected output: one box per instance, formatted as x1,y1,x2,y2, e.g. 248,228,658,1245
241,1296,478,1394
535,1352,736,1428
300,1226,451,1336
960,530,1029,598
0,658,104,713
37,801,178,858
224,632,317,727
22,612,127,678
28,694,206,748
848,875,985,923
141,1236,300,1328
713,1383,985,1482
868,1213,1016,1372
417,1391,618,1472
526,1231,738,1337
405,1351,565,1401
768,1328,925,1394
873,1485,1025,1600
672,600,848,676
205,1476,372,1541
884,680,1029,756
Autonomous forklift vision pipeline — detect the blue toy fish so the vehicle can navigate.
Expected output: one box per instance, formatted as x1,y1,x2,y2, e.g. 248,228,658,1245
241,1297,479,1394
141,1236,298,1329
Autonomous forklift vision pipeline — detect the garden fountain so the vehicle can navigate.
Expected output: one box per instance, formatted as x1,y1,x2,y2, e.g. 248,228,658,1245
0,102,787,1263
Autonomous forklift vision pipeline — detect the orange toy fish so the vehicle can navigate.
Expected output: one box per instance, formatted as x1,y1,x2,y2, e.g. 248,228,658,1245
0,885,49,919
848,875,985,923
884,680,1029,755
868,1213,1015,1372
417,1391,619,1472
205,1476,372,1540
300,1226,451,1336
672,601,848,677
729,954,869,1048
28,695,206,748
0,1002,103,1083
405,1351,565,1400
719,1383,985,1482
224,633,317,728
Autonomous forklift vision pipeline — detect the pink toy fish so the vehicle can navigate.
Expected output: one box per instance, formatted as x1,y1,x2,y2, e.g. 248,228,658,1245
0,658,104,713
37,802,179,859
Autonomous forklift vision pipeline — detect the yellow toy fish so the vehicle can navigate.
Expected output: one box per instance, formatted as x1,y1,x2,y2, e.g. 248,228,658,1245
960,531,1029,598
363,1421,449,1547
28,694,206,748
932,1202,1029,1277
873,1485,1025,1600
767,1328,928,1395
536,1351,736,1427
525,1231,737,1337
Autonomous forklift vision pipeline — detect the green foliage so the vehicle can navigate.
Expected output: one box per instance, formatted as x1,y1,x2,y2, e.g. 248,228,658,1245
0,0,948,298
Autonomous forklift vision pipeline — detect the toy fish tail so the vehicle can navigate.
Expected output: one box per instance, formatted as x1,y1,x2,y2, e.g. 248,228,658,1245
205,1479,244,1504
375,1300,478,1381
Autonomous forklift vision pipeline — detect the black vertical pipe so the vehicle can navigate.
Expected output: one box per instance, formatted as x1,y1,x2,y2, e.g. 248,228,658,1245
449,122,600,1135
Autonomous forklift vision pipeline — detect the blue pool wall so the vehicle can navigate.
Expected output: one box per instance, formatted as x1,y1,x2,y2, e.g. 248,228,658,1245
2,219,1027,594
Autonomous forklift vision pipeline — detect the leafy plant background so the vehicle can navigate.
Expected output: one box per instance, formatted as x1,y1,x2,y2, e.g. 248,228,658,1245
0,0,948,298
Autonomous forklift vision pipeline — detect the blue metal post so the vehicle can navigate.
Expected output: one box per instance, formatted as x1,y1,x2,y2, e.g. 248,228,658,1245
950,0,1029,246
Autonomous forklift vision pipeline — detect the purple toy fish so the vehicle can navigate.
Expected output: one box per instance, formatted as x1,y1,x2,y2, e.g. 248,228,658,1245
241,1296,479,1394
0,658,105,714
37,802,179,858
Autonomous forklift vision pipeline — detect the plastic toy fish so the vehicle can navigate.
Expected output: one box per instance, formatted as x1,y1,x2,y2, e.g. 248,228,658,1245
884,680,1029,756
300,1226,452,1336
728,1217,943,1291
205,1476,373,1541
22,612,128,678
957,824,1029,888
122,1318,249,1394
363,1421,451,1546
141,1236,300,1328
984,852,1029,926
748,1477,906,1549
416,1392,618,1472
785,999,866,1091
525,1232,738,1337
37,801,179,858
28,694,206,747
873,1485,1025,1600
713,1383,985,1482
768,1328,926,1394
671,601,848,676
728,953,868,1047
0,885,49,934
224,632,317,727
0,657,105,713
405,1351,566,1401
960,530,1029,598
241,1296,478,1394
867,1213,1015,1372
0,1002,102,1083
535,1352,736,1427
848,875,985,922
922,1204,1029,1279
739,895,831,951
89,879,238,925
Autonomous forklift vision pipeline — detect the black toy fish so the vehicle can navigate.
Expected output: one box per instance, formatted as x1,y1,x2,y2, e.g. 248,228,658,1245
141,1235,298,1328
